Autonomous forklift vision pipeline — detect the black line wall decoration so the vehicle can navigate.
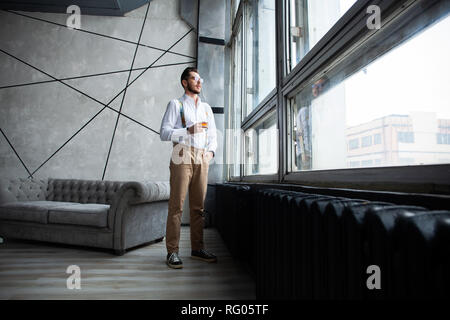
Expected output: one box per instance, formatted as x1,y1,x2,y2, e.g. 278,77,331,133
0,1,197,180
3,10,196,60
102,1,151,180
0,61,196,90
0,128,32,177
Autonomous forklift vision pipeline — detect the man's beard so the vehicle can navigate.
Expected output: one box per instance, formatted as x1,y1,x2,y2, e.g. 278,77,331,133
187,82,201,94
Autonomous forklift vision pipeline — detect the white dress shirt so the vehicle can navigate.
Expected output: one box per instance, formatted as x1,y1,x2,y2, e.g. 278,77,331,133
160,93,217,154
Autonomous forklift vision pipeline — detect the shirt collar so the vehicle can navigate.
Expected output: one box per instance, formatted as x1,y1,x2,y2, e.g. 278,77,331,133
182,93,201,106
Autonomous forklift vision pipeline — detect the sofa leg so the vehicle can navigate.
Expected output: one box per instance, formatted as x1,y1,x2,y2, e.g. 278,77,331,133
114,249,126,256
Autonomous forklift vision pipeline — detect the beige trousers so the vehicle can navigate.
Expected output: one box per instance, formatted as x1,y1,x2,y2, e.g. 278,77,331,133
166,143,209,253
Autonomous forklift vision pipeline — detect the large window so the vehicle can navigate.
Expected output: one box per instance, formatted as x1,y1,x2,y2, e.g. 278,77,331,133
244,0,277,117
226,0,450,193
289,15,450,171
227,0,278,179
287,0,357,71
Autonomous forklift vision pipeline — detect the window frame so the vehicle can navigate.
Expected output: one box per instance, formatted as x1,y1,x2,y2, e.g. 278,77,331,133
227,0,279,181
226,6,244,181
281,0,450,193
225,0,450,194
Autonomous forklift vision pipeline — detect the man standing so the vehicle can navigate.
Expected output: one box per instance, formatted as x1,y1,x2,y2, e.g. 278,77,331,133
159,67,218,269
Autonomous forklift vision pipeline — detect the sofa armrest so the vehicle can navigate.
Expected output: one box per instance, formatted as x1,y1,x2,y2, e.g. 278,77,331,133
107,181,169,229
128,181,170,204
109,181,170,250
116,181,170,205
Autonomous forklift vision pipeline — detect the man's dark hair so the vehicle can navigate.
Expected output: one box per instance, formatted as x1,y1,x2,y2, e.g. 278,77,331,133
180,67,198,86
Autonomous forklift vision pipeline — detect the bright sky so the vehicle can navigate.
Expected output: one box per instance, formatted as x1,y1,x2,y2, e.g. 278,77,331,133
340,0,356,13
344,14,450,126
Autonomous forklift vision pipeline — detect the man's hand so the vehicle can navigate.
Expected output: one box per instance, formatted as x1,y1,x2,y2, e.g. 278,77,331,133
203,151,214,163
188,123,204,134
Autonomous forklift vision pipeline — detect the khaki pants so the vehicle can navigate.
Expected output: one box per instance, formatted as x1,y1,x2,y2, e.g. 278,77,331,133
166,143,209,253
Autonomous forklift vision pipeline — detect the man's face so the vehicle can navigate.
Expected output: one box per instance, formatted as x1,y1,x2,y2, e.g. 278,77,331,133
184,72,203,94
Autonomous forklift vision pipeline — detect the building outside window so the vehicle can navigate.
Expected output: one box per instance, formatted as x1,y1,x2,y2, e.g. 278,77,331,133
397,131,415,143
374,133,382,145
361,135,373,148
348,138,359,150
361,159,373,167
437,133,450,144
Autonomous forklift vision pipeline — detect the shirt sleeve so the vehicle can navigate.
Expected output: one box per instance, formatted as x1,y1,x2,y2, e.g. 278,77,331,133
206,104,218,154
160,99,189,143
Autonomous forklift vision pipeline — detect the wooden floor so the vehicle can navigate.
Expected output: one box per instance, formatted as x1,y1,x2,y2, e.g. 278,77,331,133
0,227,255,300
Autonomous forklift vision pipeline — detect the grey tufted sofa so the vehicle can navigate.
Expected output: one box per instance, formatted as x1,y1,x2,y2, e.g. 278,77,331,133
0,178,170,255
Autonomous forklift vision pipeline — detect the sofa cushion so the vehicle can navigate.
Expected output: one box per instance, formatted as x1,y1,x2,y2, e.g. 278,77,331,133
47,179,125,205
0,201,76,224
0,178,48,204
48,203,110,228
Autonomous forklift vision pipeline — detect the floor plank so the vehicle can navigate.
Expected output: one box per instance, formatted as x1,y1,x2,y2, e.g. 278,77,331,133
0,227,255,300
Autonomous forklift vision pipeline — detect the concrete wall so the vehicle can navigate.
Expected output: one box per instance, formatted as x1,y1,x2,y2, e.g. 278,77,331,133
0,0,197,182
181,0,226,224
197,0,225,185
